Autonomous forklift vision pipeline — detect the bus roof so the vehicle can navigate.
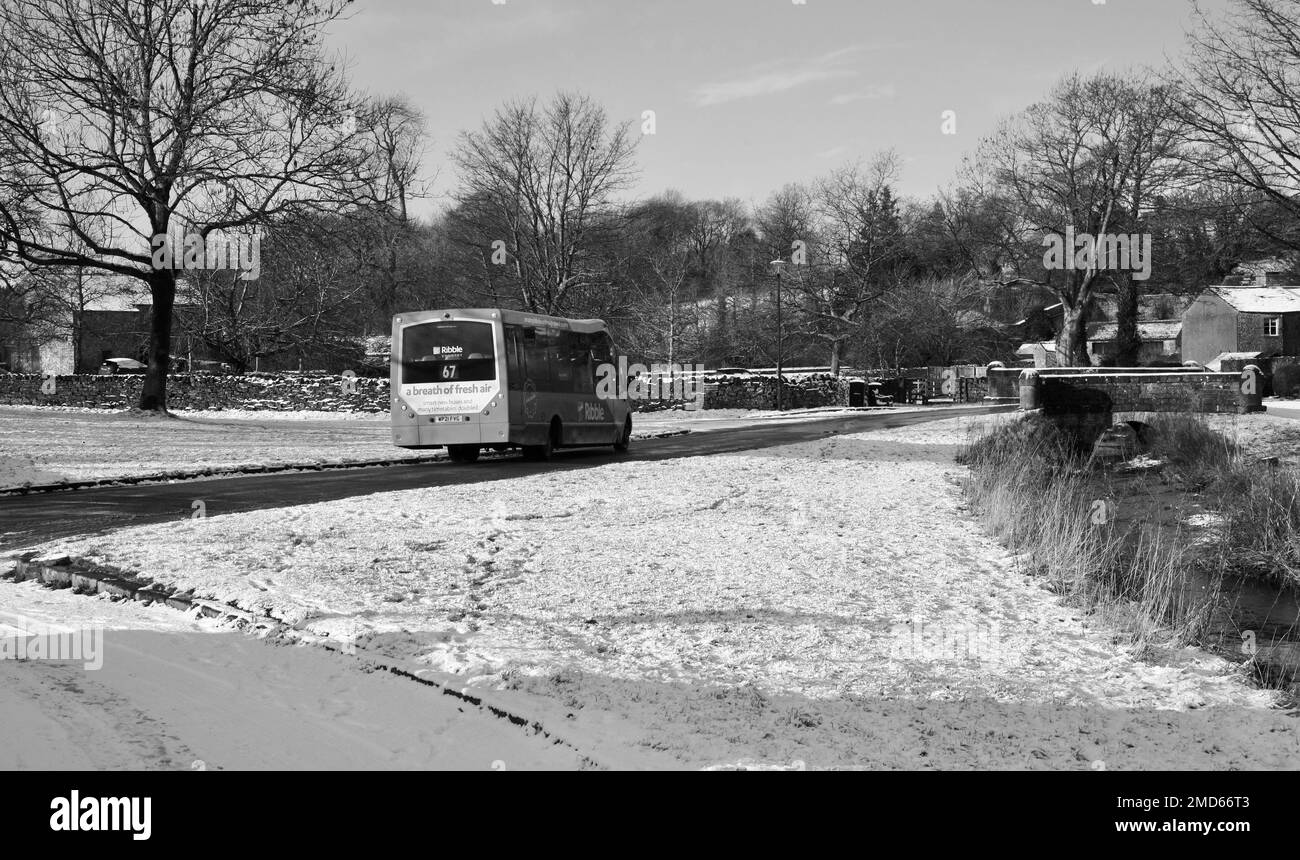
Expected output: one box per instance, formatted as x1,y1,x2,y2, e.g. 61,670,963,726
395,308,609,332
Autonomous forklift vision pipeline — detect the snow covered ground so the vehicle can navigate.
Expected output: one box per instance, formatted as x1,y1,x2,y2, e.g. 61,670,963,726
1199,409,1300,466
0,403,922,488
21,412,1300,769
0,453,64,488
0,406,421,485
0,577,590,769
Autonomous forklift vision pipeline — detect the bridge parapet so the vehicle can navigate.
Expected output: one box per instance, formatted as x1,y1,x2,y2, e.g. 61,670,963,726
1012,367,1265,451
1018,367,1264,415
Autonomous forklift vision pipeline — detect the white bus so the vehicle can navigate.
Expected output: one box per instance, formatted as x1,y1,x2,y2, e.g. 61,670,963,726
390,308,632,462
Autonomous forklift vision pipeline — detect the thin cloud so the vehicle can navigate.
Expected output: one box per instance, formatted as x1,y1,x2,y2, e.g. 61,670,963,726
691,46,865,107
829,85,896,105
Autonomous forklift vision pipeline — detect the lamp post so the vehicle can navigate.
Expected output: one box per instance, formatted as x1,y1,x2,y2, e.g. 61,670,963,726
770,259,786,411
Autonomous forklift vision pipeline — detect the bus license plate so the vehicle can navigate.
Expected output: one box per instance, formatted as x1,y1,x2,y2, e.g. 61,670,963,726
434,415,469,423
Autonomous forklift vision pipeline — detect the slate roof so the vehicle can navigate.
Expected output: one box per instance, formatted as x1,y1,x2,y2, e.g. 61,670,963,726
1085,320,1182,341
1207,286,1300,313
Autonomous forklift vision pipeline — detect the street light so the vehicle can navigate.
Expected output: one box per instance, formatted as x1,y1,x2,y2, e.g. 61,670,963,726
769,258,786,411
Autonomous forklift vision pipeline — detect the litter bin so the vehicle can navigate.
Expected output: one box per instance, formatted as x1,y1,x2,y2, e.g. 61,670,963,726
848,380,866,407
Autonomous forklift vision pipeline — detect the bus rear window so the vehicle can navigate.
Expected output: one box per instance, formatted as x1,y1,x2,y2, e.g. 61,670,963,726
401,321,496,383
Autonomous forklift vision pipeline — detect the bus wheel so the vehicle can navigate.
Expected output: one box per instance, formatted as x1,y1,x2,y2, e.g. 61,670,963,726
522,420,559,462
446,444,480,463
613,417,631,453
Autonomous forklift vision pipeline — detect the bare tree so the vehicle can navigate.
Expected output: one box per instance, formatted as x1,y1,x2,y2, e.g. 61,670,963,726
1173,0,1300,253
795,152,910,375
866,275,1006,369
620,194,701,363
450,91,638,314
182,213,371,371
1100,79,1190,364
975,73,1179,365
0,0,366,410
0,264,62,331
355,95,431,224
343,97,435,330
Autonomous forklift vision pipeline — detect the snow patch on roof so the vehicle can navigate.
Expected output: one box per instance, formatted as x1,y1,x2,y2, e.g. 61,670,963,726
1086,320,1182,341
1208,287,1300,313
1206,351,1263,372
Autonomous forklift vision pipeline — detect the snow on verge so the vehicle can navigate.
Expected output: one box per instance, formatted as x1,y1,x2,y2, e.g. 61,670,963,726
26,412,1295,768
0,454,65,487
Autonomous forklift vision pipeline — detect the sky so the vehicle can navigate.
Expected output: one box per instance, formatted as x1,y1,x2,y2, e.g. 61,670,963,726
324,0,1233,220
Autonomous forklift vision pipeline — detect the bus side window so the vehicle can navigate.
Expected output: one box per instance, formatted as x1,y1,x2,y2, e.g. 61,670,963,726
505,326,523,391
523,327,551,389
592,331,614,365
572,332,595,395
550,329,574,393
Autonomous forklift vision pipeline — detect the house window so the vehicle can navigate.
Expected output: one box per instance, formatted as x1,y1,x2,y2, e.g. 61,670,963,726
1267,317,1282,337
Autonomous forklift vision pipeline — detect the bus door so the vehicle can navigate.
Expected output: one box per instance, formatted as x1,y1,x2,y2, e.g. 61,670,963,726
504,324,526,432
512,324,554,444
569,331,609,443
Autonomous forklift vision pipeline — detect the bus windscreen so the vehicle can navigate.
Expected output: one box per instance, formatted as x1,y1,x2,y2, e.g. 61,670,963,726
401,321,496,384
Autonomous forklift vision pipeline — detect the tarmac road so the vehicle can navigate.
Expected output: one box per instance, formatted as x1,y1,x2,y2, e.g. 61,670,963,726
0,405,1014,550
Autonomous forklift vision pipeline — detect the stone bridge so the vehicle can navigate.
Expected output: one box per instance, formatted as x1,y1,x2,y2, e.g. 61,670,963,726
983,363,1265,448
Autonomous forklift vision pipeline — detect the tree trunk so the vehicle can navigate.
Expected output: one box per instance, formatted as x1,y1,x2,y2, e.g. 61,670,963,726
829,339,841,376
73,269,84,373
668,291,676,365
1115,271,1140,366
72,306,82,374
1058,301,1090,367
139,268,177,412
